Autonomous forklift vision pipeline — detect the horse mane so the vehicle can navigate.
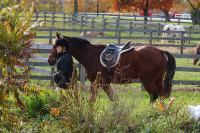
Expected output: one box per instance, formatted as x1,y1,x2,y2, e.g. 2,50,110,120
63,36,91,48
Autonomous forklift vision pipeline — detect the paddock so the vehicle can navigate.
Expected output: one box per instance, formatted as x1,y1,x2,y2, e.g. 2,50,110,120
18,12,199,90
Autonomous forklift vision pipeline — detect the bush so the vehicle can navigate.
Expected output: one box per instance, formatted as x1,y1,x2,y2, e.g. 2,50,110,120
0,0,43,130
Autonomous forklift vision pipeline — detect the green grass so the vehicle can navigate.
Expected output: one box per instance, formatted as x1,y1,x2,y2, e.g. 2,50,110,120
3,86,199,132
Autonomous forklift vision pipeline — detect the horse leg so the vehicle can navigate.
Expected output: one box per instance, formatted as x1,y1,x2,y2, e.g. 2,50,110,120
193,58,199,65
141,80,158,103
154,78,164,99
102,84,114,101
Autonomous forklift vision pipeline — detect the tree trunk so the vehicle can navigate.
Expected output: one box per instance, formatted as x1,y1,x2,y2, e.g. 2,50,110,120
192,9,200,25
118,10,120,20
163,10,171,22
74,0,78,14
143,9,148,22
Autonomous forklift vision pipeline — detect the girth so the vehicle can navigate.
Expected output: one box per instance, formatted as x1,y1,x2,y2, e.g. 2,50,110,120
100,41,134,73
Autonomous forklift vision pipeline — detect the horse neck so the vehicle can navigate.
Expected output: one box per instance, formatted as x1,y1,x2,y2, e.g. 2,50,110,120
71,44,105,67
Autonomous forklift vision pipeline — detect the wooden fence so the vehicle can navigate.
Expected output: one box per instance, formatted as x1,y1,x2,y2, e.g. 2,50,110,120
33,12,199,26
26,27,200,86
22,12,200,86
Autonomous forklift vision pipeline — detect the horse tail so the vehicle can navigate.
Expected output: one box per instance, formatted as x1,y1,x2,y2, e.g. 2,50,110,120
161,33,165,44
163,51,176,98
194,42,200,65
195,42,200,54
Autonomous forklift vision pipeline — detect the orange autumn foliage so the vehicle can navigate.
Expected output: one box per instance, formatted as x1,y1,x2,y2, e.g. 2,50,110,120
112,0,176,12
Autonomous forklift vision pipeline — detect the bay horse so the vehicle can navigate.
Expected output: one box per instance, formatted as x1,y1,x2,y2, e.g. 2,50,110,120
48,33,176,102
194,42,200,65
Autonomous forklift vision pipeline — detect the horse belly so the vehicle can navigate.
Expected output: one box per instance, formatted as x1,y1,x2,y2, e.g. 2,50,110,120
110,52,138,84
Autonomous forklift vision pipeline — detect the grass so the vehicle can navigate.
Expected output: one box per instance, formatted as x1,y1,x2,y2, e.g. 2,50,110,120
2,86,200,132
2,64,200,133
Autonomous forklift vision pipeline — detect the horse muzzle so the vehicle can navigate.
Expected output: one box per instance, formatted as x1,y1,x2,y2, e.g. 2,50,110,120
48,58,57,66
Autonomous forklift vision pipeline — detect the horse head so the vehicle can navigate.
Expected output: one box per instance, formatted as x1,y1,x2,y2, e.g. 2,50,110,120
48,45,58,66
47,33,62,66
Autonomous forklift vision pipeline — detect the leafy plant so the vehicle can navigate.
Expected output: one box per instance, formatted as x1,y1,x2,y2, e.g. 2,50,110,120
0,0,43,130
58,64,101,132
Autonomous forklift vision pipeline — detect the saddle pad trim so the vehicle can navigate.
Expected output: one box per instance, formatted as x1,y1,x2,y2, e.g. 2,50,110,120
100,46,134,68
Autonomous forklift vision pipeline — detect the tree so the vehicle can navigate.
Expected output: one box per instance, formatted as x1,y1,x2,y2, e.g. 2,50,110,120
112,0,176,22
174,0,190,12
0,1,43,129
186,0,200,25
157,0,176,22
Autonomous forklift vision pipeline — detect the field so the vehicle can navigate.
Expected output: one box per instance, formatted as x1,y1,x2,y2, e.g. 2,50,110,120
1,14,200,132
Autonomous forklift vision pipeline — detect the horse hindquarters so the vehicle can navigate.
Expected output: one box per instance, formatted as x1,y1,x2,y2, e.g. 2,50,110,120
163,51,176,98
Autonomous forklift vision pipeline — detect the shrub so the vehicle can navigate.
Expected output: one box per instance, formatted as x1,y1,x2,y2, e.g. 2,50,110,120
0,0,43,130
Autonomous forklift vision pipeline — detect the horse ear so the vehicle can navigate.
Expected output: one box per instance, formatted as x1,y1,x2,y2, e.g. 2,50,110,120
126,41,131,45
56,32,62,39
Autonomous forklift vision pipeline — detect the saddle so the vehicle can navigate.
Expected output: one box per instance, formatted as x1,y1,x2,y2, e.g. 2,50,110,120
100,41,134,73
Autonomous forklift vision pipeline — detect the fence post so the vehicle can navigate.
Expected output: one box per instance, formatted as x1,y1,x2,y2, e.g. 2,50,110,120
63,12,65,29
69,14,72,25
50,66,55,87
115,19,119,37
44,12,46,27
118,30,121,45
36,12,38,22
80,64,85,89
81,16,84,30
71,14,74,29
91,17,94,30
149,32,152,45
157,23,161,40
52,12,55,28
24,56,29,80
188,26,192,44
143,21,146,37
178,18,180,25
129,21,132,37
180,32,184,54
49,31,52,45
85,14,88,21
102,18,106,30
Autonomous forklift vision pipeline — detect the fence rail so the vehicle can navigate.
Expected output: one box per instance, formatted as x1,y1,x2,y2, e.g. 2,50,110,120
32,12,200,29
